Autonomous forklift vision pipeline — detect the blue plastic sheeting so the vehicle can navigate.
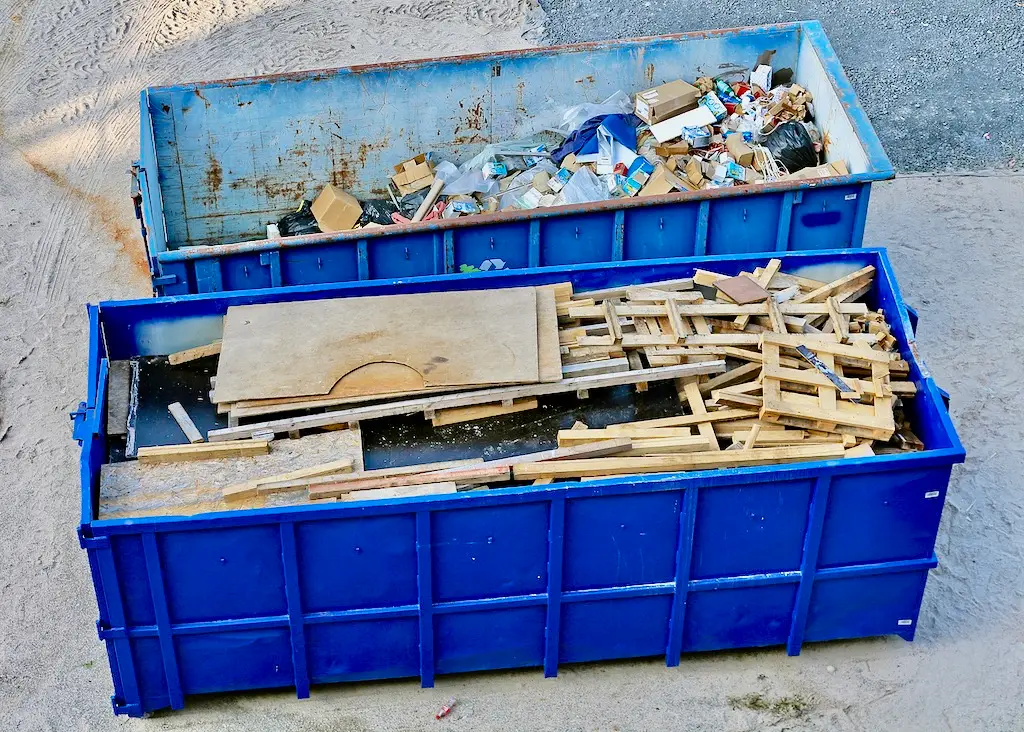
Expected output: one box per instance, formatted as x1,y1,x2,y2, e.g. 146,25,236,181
135,21,893,295
75,249,961,716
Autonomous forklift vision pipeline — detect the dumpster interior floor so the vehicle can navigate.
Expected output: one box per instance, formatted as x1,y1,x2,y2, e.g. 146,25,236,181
0,0,1021,723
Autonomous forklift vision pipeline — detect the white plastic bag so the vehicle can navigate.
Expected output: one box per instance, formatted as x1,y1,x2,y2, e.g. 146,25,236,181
556,166,610,205
540,90,634,137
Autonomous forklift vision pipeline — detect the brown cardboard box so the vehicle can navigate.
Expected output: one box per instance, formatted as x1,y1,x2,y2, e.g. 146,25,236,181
634,80,700,125
725,134,755,166
655,141,690,157
780,161,849,181
638,164,690,197
311,184,362,232
685,157,704,187
392,154,434,196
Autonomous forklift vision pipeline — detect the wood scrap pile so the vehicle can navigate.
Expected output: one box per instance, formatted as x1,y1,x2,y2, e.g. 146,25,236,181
504,259,922,481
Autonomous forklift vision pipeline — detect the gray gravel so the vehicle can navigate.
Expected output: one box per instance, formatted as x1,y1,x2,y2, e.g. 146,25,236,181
538,1,1024,172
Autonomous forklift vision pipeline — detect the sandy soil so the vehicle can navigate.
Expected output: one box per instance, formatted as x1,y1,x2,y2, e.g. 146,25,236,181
0,1,1021,729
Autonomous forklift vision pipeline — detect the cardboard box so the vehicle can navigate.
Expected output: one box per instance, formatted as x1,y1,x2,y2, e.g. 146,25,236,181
725,134,755,166
656,141,690,157
638,164,689,197
685,157,704,187
634,80,700,125
780,161,849,181
311,184,362,232
391,154,434,196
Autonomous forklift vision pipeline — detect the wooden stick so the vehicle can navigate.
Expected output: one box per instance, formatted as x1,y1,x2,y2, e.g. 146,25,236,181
742,423,762,450
137,440,269,464
208,361,726,442
512,444,847,479
263,459,483,494
223,458,356,501
558,427,695,445
167,402,204,444
309,465,511,500
606,408,757,430
793,266,876,303
431,398,538,427
576,277,693,300
168,340,222,365
343,482,458,502
483,438,633,467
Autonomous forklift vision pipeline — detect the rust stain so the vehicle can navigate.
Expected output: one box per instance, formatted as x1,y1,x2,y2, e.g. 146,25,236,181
20,152,149,277
203,153,223,204
451,133,488,146
645,64,655,83
821,130,833,153
356,135,390,168
575,75,595,85
194,88,212,109
466,101,485,131
515,81,527,116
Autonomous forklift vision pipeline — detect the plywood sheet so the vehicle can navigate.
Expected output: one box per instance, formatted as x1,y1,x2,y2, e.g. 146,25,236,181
213,288,539,403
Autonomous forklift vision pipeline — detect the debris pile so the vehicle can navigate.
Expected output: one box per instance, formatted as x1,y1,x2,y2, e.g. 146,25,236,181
108,260,924,515
270,62,845,239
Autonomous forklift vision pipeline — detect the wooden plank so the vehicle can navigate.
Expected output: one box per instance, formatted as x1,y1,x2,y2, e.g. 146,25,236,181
697,362,762,396
535,285,564,383
558,427,696,445
106,360,131,436
714,391,764,409
621,436,716,455
263,459,482,494
137,440,270,464
309,465,511,499
213,288,540,404
484,438,634,467
682,378,720,451
561,358,630,378
761,366,893,397
607,408,757,430
760,334,893,363
625,289,703,304
683,334,760,346
603,300,624,341
719,346,803,369
693,269,728,287
756,268,827,292
343,482,459,501
793,266,876,303
826,296,850,343
760,398,893,439
431,398,538,427
661,302,868,317
766,295,786,334
512,444,847,479
209,361,726,441
576,277,693,301
844,443,876,458
167,402,205,444
168,340,222,366
223,458,357,501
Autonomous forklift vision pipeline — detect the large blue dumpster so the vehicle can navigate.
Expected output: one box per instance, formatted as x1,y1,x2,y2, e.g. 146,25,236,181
75,248,961,716
135,21,894,296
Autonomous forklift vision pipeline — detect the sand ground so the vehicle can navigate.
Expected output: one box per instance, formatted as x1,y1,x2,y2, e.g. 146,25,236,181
0,1,1021,729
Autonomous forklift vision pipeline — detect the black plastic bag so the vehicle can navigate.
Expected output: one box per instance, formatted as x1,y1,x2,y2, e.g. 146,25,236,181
762,121,818,173
277,200,320,236
358,199,399,226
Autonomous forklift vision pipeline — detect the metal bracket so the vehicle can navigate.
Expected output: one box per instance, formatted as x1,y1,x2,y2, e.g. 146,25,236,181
78,528,110,551
111,696,142,717
70,401,92,443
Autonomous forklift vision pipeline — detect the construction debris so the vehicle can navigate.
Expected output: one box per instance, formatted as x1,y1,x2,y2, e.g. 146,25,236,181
114,260,922,516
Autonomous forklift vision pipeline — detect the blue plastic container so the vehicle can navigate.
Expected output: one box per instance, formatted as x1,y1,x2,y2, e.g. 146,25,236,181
135,21,894,296
75,249,961,717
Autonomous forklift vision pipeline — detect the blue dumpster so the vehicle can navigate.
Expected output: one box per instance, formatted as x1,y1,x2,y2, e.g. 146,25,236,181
135,21,894,296
76,248,960,716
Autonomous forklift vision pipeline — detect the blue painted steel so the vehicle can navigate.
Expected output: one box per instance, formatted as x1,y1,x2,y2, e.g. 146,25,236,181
78,249,962,716
135,21,894,296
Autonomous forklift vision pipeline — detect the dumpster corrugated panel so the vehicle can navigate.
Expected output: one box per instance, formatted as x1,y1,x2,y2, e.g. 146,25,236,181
77,249,961,716
135,21,893,296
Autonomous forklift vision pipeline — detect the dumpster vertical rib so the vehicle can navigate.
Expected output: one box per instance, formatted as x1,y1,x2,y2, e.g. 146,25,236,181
415,511,435,687
442,231,455,273
775,192,795,251
280,522,310,699
432,232,445,274
356,241,370,280
666,488,699,665
612,210,625,260
528,220,541,267
141,532,184,709
787,475,831,655
850,184,871,249
694,201,709,256
94,539,143,715
543,496,566,677
259,250,282,287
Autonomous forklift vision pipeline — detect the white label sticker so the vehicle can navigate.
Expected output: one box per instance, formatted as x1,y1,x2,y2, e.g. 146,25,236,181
897,619,913,626
845,193,858,200
924,490,940,499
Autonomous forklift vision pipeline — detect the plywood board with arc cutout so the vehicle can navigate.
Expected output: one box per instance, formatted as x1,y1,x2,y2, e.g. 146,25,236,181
212,288,540,404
